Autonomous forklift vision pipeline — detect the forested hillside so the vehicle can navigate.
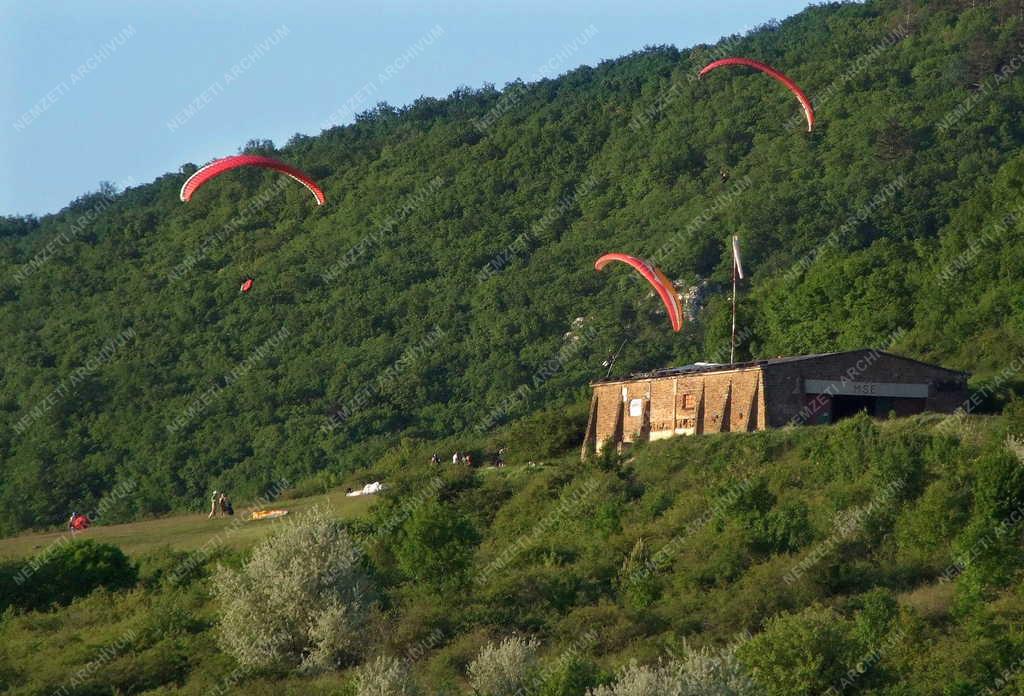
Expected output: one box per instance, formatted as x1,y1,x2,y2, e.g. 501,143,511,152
2,0,1024,534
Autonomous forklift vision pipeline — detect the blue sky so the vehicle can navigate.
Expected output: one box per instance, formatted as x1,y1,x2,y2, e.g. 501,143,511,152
1,0,813,216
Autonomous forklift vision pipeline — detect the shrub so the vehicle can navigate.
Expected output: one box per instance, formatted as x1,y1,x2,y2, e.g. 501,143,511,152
354,655,420,696
753,501,814,554
212,506,374,674
617,538,660,609
395,501,480,588
972,448,1024,520
137,546,207,590
588,644,756,696
893,479,971,554
0,539,137,612
850,588,899,647
538,654,598,696
506,404,589,461
737,605,860,696
468,636,540,696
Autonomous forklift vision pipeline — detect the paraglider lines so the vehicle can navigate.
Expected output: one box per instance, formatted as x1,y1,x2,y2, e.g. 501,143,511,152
167,176,291,282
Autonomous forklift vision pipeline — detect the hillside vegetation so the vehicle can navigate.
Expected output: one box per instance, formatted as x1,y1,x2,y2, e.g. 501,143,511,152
3,0,1024,532
3,410,1024,694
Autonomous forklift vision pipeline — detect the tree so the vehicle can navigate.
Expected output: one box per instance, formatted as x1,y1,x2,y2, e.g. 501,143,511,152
354,655,421,696
212,507,374,673
468,636,540,696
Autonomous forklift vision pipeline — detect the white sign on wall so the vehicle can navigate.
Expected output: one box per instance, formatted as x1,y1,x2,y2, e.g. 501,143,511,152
803,380,928,399
628,399,643,417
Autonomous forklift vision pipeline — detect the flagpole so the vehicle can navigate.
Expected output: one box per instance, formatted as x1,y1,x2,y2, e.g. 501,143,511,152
730,248,737,364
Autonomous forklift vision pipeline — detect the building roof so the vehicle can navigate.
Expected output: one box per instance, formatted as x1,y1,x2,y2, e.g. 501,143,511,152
592,349,969,385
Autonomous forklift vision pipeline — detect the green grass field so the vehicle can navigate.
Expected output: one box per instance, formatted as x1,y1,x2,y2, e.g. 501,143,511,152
0,486,377,560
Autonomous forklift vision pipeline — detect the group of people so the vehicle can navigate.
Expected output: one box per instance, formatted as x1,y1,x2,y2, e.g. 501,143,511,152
208,490,234,519
430,447,506,468
429,451,476,467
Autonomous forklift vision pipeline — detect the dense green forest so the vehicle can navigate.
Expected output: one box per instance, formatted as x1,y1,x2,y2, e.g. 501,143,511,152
2,0,1024,534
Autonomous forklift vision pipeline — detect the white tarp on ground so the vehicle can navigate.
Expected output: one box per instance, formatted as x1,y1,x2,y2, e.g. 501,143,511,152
346,481,384,497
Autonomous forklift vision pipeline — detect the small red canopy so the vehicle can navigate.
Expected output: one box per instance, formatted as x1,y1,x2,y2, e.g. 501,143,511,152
240,279,254,293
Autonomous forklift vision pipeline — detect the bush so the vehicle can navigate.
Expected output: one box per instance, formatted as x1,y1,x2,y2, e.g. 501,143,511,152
972,448,1024,520
212,506,374,673
505,404,589,461
354,655,421,696
137,546,207,590
617,538,660,609
538,654,598,696
0,539,137,612
752,501,814,554
737,605,860,696
395,502,480,588
588,644,756,696
468,636,540,696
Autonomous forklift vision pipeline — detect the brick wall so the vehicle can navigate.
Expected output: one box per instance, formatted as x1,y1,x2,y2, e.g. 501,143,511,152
586,367,767,452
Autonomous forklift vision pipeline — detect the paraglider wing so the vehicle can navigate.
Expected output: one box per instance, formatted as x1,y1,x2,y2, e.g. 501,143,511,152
179,154,326,205
595,253,683,332
240,279,254,293
699,57,814,132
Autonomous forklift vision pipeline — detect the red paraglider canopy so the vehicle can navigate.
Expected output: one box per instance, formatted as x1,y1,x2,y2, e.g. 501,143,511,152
595,253,684,332
240,279,254,293
180,155,326,205
699,57,815,132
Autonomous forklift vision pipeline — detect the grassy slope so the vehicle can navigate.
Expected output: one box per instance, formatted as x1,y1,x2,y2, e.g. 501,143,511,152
0,485,375,560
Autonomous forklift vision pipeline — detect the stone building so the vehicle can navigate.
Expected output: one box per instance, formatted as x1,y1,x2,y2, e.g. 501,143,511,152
581,349,968,456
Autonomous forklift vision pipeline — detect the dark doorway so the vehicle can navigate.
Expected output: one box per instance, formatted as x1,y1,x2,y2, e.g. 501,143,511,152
831,395,875,421
829,395,927,422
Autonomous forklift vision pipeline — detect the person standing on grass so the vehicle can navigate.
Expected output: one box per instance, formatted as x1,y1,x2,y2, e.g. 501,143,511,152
208,490,220,519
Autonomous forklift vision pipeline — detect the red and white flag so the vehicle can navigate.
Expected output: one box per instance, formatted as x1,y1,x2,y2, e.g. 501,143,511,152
732,235,744,279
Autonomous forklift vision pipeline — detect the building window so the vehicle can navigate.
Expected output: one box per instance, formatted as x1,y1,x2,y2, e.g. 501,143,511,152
629,399,643,417
679,393,693,409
